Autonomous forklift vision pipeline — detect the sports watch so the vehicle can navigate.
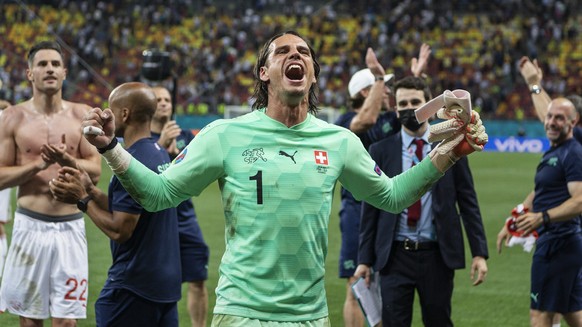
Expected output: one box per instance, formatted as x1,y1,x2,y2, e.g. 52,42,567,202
77,194,93,213
530,84,542,94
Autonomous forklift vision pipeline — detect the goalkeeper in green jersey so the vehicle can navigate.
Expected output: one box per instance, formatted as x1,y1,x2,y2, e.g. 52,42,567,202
80,31,487,327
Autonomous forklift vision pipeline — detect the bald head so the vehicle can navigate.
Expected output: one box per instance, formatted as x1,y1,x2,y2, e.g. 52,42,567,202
545,97,578,146
549,97,577,119
566,95,582,123
109,82,157,124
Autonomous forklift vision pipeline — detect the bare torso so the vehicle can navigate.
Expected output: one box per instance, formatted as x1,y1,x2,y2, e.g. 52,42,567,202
1,99,98,216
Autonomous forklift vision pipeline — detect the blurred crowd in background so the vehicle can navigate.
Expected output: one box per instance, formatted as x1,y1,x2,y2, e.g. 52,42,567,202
0,0,580,120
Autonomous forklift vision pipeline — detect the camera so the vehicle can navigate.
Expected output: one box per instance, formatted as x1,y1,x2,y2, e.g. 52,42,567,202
141,49,172,81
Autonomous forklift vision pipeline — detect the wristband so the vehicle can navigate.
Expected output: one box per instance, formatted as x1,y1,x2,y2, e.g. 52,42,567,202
375,76,384,81
102,142,132,175
428,149,458,173
98,137,118,154
542,211,551,227
77,194,93,213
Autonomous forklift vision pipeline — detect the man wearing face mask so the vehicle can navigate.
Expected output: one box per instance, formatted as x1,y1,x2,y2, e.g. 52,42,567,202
336,45,432,327
334,48,400,327
354,76,489,327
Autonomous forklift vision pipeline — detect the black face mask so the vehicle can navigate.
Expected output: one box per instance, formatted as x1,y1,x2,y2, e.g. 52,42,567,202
398,109,423,131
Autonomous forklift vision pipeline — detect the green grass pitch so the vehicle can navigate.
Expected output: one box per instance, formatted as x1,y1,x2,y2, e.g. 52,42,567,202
0,151,543,326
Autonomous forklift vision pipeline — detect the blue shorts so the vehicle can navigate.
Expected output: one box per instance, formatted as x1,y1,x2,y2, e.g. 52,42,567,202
531,233,582,313
179,216,209,282
339,198,361,278
95,288,178,327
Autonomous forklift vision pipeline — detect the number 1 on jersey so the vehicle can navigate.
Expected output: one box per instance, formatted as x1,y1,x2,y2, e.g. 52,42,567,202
249,170,263,204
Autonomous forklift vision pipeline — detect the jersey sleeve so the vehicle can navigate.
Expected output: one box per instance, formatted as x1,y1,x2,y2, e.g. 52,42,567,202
110,177,143,214
564,145,582,182
116,124,225,212
338,132,443,213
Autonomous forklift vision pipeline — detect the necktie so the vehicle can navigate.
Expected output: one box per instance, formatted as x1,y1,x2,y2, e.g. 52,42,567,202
407,139,424,226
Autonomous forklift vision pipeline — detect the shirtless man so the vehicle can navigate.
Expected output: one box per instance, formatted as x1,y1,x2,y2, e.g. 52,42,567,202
0,41,101,327
0,99,11,278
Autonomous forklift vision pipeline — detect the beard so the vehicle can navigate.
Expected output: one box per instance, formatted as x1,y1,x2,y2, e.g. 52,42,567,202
546,124,571,145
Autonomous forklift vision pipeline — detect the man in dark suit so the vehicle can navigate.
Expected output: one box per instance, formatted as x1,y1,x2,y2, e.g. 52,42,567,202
354,76,489,327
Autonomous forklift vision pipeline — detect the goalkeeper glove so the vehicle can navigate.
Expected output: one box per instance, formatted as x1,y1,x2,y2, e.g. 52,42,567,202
415,89,488,172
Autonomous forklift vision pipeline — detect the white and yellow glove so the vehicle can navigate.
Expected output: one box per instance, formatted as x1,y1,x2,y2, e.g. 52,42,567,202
415,89,488,172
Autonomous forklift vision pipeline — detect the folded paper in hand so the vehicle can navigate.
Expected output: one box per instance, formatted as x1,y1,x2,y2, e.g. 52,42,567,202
351,272,382,327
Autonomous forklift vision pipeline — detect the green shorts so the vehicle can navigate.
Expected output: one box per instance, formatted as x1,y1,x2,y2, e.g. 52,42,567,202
211,314,331,327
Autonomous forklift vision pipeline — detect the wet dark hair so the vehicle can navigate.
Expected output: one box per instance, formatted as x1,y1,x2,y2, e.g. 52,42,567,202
251,31,321,114
393,76,432,102
27,41,65,67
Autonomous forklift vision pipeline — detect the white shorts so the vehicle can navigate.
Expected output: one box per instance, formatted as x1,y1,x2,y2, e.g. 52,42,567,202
0,188,11,277
0,208,88,319
0,188,11,223
0,234,6,279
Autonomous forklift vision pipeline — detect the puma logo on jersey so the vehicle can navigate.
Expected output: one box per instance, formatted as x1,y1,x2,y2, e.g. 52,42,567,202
242,148,267,163
279,150,297,164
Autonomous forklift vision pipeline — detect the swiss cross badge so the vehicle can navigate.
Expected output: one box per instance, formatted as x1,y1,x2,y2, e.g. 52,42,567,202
314,150,328,165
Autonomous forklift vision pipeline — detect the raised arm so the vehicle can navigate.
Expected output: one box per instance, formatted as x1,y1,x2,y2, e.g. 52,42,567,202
339,131,443,214
411,43,431,78
82,107,221,211
519,56,552,122
349,48,391,133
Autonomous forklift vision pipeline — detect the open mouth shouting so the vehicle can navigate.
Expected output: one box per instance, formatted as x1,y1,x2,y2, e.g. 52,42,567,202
285,63,305,82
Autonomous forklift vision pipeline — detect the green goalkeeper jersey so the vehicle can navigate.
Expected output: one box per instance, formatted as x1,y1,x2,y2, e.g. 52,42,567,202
117,109,442,321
